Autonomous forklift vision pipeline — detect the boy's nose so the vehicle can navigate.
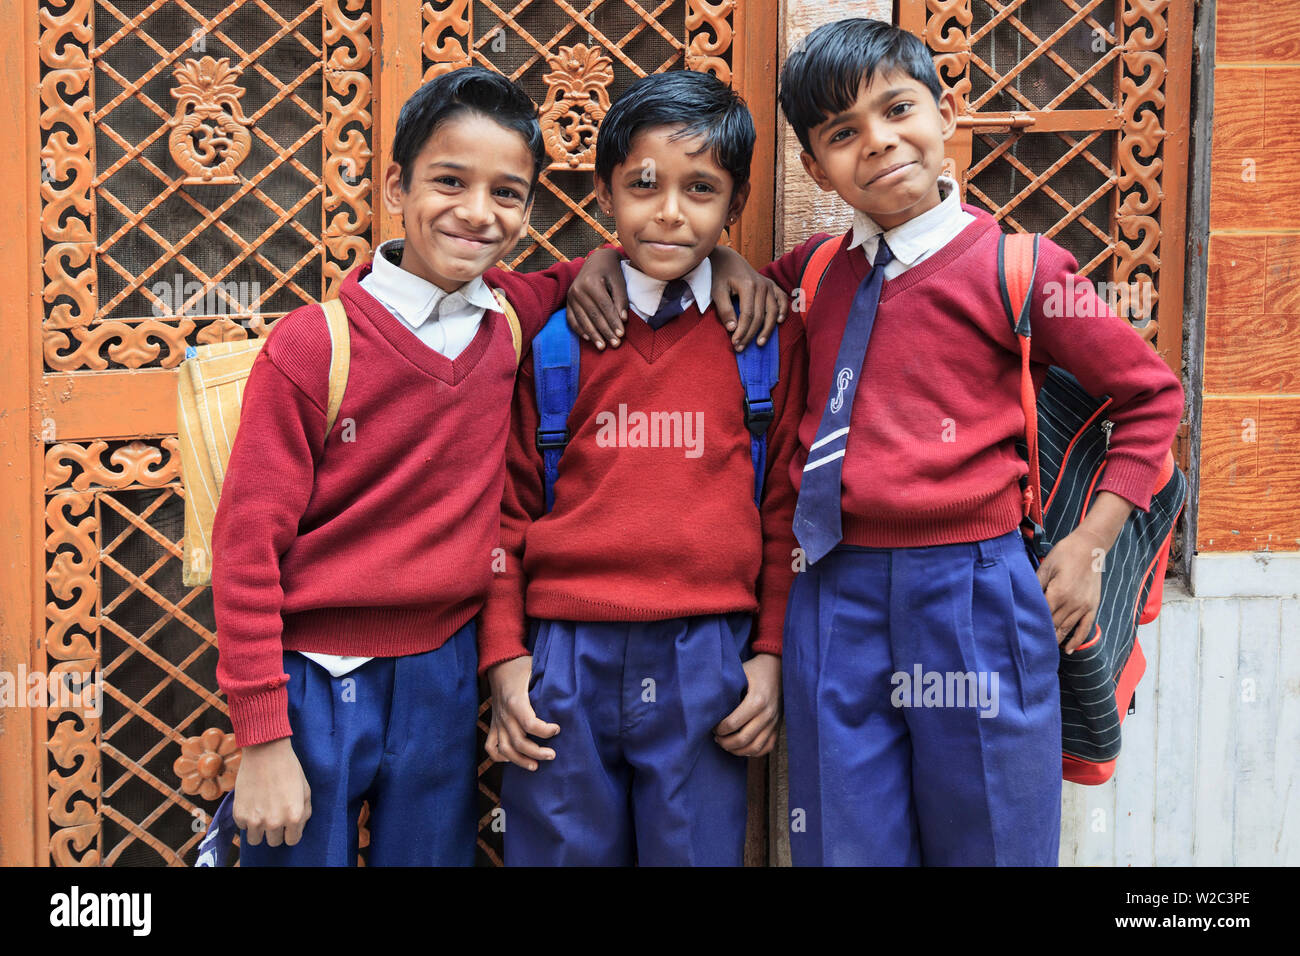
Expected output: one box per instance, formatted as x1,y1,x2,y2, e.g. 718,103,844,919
456,187,494,227
860,121,899,158
655,191,685,224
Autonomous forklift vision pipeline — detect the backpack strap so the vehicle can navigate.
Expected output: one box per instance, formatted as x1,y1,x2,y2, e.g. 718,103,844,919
736,315,780,508
797,233,845,315
321,299,351,437
491,287,524,366
533,308,581,513
996,232,1048,550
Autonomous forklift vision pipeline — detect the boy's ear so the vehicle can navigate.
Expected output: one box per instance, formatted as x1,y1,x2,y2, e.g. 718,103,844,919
938,88,959,143
726,181,751,225
594,175,614,217
800,150,836,194
382,161,407,216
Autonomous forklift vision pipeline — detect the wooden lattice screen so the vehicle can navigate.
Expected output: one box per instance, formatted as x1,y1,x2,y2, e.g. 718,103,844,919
899,0,1193,470
18,0,776,867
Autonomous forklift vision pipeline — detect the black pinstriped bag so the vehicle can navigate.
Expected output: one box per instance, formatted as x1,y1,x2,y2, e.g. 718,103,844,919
998,233,1187,785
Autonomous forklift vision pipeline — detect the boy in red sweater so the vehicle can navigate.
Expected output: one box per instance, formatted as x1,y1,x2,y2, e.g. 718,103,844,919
212,67,780,866
760,19,1184,865
480,71,807,865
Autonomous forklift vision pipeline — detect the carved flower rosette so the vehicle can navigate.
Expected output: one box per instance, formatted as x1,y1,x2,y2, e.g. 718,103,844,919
173,727,241,802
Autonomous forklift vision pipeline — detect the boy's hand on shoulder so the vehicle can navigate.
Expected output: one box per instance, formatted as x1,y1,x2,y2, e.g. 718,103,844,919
232,737,312,848
709,246,788,351
486,656,560,771
567,247,628,351
1035,527,1108,655
713,652,781,757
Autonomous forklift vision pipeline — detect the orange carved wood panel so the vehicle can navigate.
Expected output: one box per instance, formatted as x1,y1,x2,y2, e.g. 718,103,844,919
23,0,776,867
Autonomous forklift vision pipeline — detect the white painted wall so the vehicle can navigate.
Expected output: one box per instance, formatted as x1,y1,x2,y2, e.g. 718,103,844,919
1060,582,1299,865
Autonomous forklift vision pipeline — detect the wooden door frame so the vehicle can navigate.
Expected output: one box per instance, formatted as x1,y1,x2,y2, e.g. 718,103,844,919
0,0,44,867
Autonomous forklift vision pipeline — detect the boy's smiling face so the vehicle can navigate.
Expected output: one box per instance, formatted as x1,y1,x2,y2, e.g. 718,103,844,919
382,111,535,292
595,124,749,282
800,70,957,231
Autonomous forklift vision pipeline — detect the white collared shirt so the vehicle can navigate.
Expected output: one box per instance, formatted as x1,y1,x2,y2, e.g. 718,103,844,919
620,257,713,323
846,175,975,279
359,237,500,359
300,239,500,680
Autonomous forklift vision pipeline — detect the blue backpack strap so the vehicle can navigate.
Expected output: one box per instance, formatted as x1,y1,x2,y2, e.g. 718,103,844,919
533,308,581,513
735,316,780,507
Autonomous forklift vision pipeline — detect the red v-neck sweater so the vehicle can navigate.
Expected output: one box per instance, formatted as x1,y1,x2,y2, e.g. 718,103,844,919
762,206,1184,547
212,257,584,745
477,303,809,674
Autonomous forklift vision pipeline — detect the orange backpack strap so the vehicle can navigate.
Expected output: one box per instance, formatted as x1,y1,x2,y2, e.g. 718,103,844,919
997,231,1044,529
796,233,846,315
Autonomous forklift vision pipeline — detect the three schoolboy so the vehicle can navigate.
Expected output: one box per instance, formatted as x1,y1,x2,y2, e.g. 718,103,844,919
214,14,1185,868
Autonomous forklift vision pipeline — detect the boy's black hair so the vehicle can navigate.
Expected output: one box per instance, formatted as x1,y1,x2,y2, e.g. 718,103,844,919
391,66,547,197
595,70,755,192
779,18,942,154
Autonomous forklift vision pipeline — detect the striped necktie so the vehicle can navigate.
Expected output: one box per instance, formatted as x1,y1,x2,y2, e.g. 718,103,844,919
792,238,893,565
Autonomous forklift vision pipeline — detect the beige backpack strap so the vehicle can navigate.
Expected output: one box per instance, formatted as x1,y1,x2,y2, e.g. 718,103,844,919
321,299,351,435
491,287,523,366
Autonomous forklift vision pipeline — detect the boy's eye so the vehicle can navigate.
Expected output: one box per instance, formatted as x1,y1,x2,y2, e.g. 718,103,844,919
829,128,854,143
888,102,913,118
629,178,656,189
433,175,462,188
687,182,716,194
494,187,524,202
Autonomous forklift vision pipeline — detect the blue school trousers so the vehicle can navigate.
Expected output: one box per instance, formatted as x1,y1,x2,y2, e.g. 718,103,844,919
239,620,478,867
783,527,1062,866
502,614,752,866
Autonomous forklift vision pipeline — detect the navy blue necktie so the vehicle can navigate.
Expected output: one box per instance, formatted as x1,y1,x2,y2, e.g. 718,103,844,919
792,238,893,565
646,278,692,330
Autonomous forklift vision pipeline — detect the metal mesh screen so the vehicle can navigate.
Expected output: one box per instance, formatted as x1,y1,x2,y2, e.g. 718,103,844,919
94,0,327,328
967,0,1118,113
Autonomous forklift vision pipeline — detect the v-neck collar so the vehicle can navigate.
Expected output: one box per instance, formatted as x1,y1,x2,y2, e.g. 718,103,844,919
342,265,497,386
621,301,706,364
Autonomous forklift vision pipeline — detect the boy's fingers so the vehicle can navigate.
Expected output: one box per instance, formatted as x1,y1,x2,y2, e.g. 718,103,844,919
714,695,762,737
508,731,555,764
1055,605,1084,643
731,285,757,349
605,277,629,334
264,824,284,848
522,712,561,739
244,823,264,846
755,288,780,346
1065,614,1097,654
713,290,739,331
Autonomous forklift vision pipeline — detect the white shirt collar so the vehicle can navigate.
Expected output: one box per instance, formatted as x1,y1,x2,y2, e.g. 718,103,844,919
368,238,501,327
620,257,713,323
847,175,965,267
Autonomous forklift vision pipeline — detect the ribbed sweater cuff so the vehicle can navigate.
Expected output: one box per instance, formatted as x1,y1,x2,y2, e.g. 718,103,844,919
228,685,292,747
1097,452,1162,513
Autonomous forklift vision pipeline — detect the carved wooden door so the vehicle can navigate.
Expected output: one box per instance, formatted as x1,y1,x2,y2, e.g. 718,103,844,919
0,0,777,866
899,0,1193,469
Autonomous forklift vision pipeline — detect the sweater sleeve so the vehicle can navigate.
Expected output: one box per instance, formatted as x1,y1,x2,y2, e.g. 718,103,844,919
484,256,587,342
478,356,548,674
752,317,810,656
1026,239,1185,512
211,308,331,747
